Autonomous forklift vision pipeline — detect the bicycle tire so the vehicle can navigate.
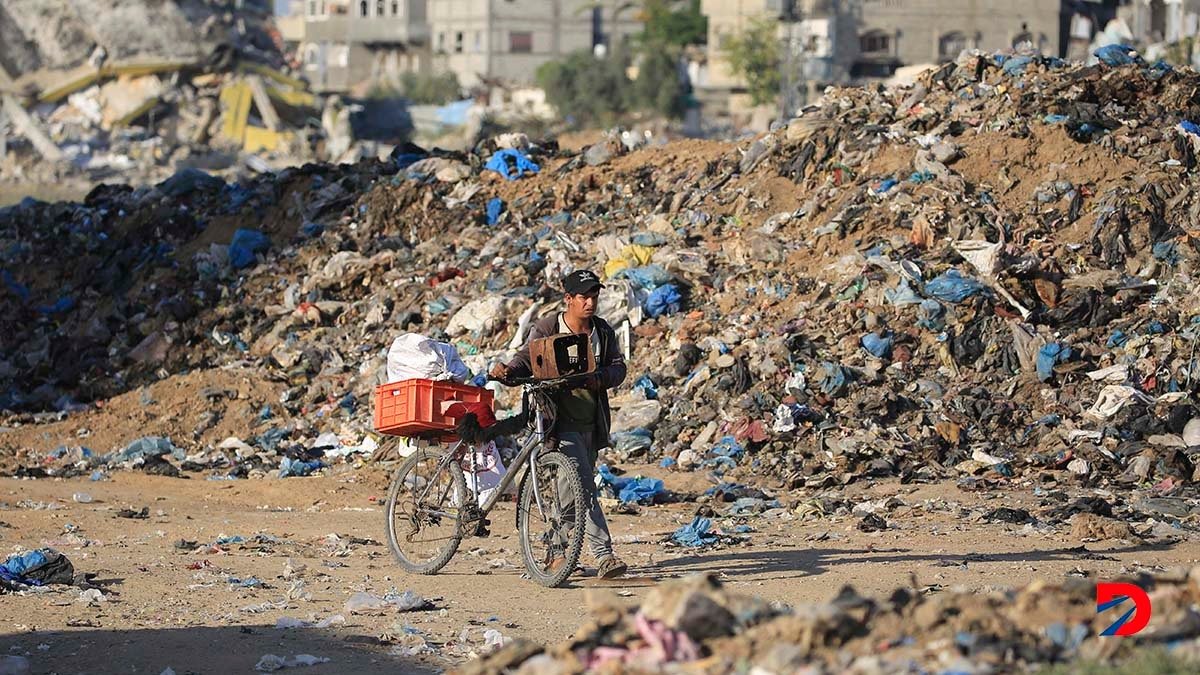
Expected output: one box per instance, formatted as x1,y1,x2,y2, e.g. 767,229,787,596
384,446,468,575
517,451,586,588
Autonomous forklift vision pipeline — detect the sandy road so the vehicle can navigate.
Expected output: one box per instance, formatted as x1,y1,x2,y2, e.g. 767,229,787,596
1,466,1196,674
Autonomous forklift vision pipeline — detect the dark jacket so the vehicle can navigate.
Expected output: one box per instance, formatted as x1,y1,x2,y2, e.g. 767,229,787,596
505,313,627,449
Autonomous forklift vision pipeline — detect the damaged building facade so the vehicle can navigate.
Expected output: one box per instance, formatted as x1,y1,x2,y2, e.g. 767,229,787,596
287,0,641,92
292,0,430,94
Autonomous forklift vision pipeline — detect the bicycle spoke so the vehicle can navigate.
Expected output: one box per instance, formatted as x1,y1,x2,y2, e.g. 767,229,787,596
388,451,463,567
522,456,580,578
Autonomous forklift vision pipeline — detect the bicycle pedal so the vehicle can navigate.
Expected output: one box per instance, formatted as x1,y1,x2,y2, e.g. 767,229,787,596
472,523,491,537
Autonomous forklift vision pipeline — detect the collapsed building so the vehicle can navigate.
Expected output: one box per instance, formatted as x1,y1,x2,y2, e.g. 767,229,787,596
0,0,364,187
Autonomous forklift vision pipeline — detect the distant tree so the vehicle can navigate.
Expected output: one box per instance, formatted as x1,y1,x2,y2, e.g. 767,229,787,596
368,72,463,105
634,47,684,118
722,18,780,107
536,51,633,126
640,0,707,47
400,72,463,105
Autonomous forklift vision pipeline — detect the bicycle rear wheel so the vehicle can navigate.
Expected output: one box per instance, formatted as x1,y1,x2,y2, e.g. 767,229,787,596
384,445,468,575
517,451,586,588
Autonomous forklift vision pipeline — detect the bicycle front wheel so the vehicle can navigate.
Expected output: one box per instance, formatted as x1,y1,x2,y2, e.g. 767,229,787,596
517,451,586,588
384,445,468,575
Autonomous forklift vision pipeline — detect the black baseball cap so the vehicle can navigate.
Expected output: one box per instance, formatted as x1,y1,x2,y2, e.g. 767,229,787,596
563,269,604,295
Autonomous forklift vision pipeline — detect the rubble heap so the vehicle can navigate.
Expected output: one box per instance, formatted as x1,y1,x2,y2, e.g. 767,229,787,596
0,0,284,77
6,52,1200,490
1,0,323,185
454,571,1200,674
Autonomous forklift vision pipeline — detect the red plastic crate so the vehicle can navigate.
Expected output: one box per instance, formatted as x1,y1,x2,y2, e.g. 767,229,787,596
374,379,494,439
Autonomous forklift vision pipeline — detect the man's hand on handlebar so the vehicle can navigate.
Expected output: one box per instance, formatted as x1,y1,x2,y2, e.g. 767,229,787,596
485,366,599,390
488,363,511,383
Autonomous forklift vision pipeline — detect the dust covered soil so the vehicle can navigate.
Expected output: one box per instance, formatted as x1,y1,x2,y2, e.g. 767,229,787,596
1,467,1198,674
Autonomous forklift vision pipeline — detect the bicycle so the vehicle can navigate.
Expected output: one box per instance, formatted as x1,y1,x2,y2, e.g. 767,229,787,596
382,373,590,587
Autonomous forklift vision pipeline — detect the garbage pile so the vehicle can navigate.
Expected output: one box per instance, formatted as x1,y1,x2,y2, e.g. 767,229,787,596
0,0,324,185
7,50,1200,493
454,571,1200,674
0,547,80,593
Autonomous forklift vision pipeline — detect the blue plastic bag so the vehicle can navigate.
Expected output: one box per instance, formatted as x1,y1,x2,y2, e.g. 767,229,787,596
616,264,672,290
925,269,987,303
1153,241,1180,265
279,457,322,478
597,465,663,504
0,550,49,578
874,178,898,193
1036,342,1072,382
1095,44,1139,67
884,280,923,306
36,296,75,315
486,197,504,225
711,436,744,458
110,436,184,463
229,229,270,269
484,149,540,180
632,375,658,400
1002,55,1033,76
672,517,717,547
917,299,946,331
817,362,853,397
611,429,654,455
861,331,894,358
1,269,30,302
645,284,682,317
630,232,668,246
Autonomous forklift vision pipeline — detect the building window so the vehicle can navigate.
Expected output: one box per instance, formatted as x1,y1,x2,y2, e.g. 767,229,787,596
510,31,533,53
437,32,445,52
455,31,464,53
303,43,320,69
377,0,384,17
308,0,317,16
860,30,891,56
1012,31,1034,49
474,31,482,52
359,1,369,17
334,44,350,68
938,31,968,62
392,0,399,15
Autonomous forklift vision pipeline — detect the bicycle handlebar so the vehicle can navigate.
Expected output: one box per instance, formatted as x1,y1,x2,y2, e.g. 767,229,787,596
489,372,595,389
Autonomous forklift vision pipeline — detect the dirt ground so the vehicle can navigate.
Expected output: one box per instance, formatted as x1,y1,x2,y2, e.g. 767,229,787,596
1,463,1196,675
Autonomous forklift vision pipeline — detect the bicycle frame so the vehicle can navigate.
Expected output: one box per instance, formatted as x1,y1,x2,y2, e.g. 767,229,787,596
412,400,551,520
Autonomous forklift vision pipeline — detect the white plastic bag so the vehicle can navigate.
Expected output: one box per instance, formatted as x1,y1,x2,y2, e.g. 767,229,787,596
445,296,505,337
462,442,509,507
386,333,470,382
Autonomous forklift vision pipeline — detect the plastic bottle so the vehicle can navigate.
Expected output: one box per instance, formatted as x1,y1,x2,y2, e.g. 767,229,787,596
72,492,93,503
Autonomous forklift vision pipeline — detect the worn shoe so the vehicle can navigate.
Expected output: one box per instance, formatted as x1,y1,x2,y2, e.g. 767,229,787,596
596,555,628,579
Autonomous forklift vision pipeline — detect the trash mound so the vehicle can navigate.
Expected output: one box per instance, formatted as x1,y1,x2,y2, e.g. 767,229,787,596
454,571,1200,674
6,52,1200,491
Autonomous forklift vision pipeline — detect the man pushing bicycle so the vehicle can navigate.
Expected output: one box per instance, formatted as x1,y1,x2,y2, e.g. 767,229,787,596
489,270,630,579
